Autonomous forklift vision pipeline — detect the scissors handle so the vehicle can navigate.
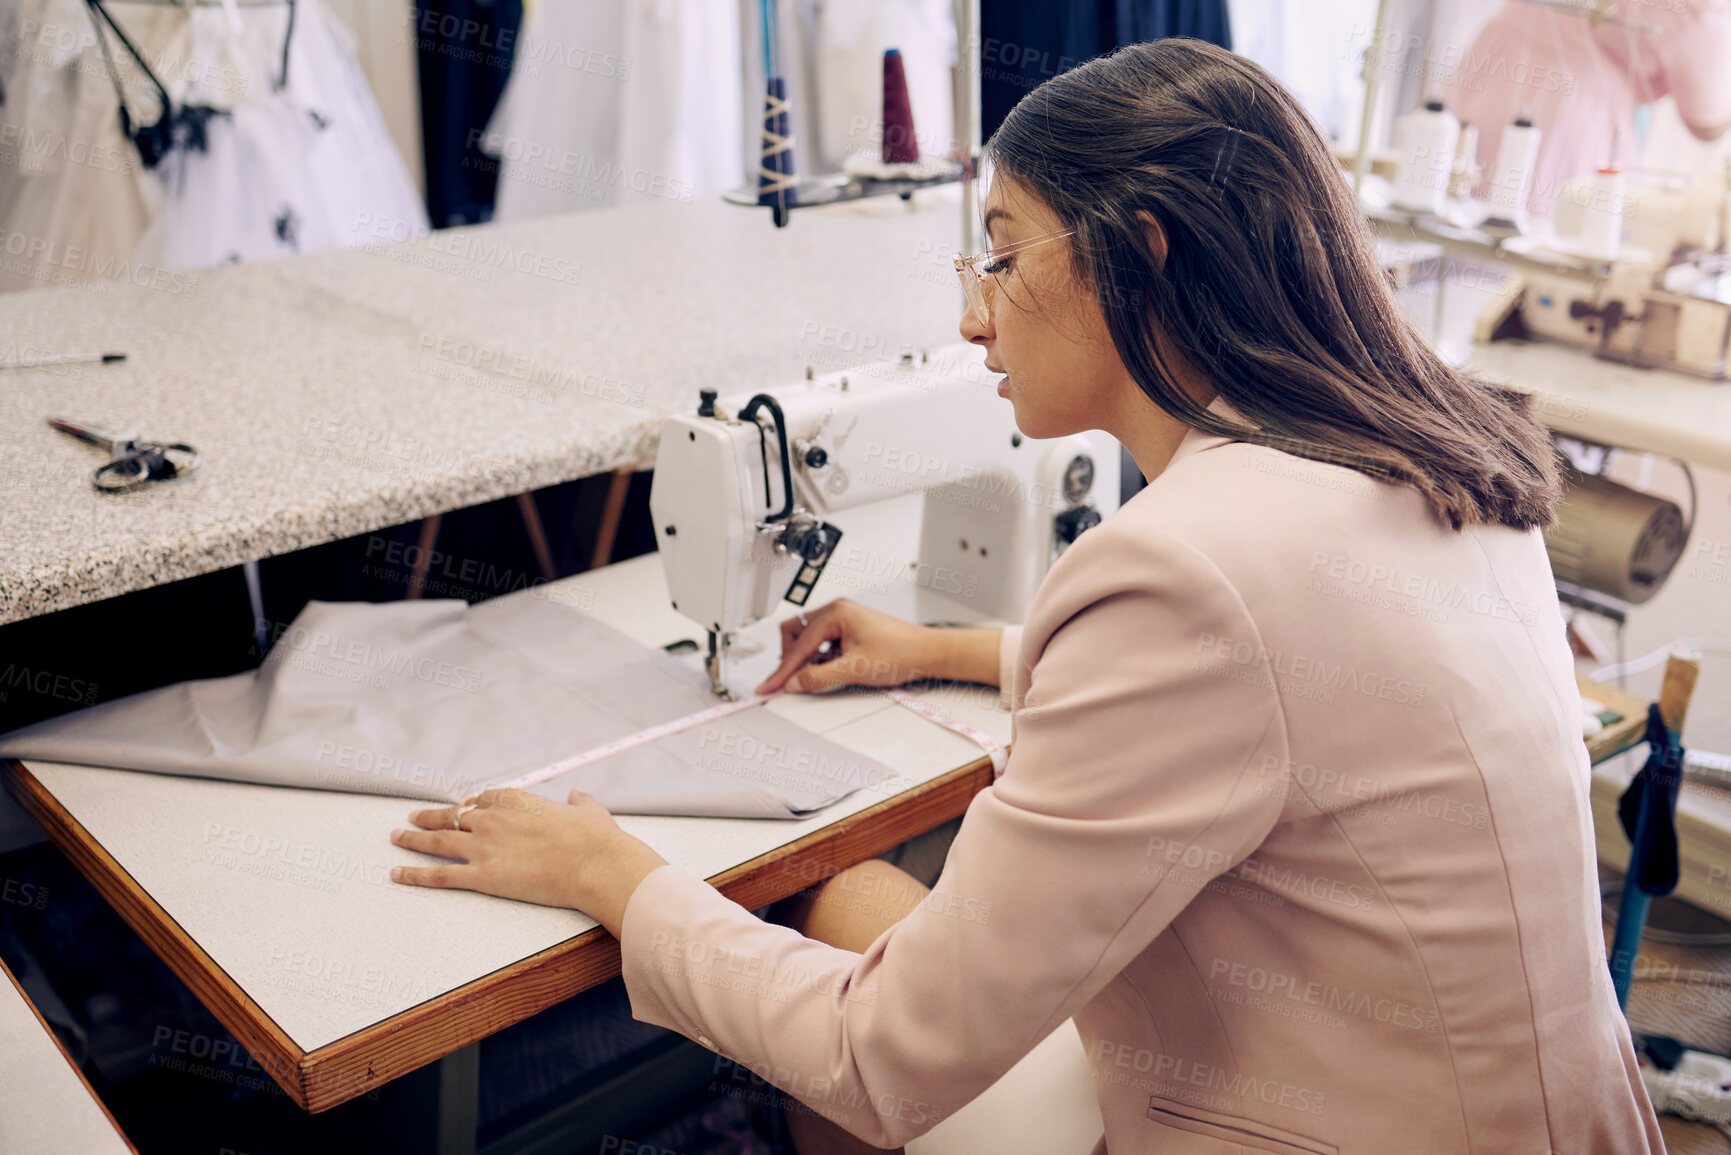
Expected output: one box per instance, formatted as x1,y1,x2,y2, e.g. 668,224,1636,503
92,443,200,492
50,417,199,491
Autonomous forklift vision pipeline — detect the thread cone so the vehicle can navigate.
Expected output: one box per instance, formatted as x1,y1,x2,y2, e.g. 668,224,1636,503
758,76,798,207
881,48,919,165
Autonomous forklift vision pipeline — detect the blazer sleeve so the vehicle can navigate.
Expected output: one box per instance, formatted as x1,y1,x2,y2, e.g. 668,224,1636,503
618,527,1289,1147
997,624,1023,710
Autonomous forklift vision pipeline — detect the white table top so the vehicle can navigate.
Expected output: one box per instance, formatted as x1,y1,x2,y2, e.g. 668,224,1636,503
14,493,1010,1052
0,960,134,1154
0,189,968,624
1468,341,1731,474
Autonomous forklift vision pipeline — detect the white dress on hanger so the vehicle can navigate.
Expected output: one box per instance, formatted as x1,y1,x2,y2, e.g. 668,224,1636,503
0,0,157,294
485,0,742,221
133,0,427,269
0,0,425,291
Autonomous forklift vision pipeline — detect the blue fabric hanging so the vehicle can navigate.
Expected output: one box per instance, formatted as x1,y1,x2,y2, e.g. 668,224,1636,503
1617,702,1686,895
1115,0,1232,48
412,0,523,227
981,0,1231,137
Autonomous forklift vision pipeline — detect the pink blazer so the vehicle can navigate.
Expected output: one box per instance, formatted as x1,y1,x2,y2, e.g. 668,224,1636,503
619,399,1663,1153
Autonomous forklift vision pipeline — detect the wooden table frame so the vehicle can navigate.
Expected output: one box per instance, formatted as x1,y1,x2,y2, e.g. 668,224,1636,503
4,753,995,1113
2,954,138,1152
1578,674,1651,766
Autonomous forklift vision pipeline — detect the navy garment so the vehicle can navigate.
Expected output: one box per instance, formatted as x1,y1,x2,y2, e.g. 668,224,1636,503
413,0,523,227
1617,703,1686,895
981,0,1231,136
1114,0,1232,48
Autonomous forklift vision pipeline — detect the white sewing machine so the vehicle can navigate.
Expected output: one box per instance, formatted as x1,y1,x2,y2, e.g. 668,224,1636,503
649,343,1120,696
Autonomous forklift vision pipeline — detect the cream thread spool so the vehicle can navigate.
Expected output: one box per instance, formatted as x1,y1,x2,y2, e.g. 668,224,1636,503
1486,116,1541,229
1393,100,1461,215
1577,163,1625,261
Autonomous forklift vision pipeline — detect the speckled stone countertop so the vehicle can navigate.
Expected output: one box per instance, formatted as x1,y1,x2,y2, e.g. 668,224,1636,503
0,190,967,624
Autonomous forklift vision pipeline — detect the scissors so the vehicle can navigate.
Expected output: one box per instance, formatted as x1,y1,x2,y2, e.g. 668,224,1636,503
49,417,201,492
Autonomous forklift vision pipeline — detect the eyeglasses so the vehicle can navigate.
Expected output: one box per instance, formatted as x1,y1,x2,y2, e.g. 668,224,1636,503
953,229,1075,326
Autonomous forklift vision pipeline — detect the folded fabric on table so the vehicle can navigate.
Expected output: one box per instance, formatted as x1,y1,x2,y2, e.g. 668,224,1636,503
0,597,891,819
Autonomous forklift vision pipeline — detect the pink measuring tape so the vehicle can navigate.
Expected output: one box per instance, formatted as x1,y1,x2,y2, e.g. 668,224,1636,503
880,688,1009,777
497,685,1008,794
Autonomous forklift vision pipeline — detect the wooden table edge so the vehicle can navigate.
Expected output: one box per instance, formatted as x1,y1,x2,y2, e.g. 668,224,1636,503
2,759,313,1107
7,752,997,1113
1,953,139,1153
1577,674,1651,766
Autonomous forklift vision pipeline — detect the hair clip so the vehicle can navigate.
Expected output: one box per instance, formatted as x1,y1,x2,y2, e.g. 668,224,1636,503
1207,127,1244,193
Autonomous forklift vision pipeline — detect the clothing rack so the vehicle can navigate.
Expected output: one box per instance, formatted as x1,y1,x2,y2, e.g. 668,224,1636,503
108,0,290,7
1511,0,1662,35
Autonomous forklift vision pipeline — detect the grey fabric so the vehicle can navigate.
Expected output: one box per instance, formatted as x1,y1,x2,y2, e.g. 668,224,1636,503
0,597,887,819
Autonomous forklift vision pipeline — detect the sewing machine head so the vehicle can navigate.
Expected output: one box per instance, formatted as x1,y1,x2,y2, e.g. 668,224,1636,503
648,343,1119,696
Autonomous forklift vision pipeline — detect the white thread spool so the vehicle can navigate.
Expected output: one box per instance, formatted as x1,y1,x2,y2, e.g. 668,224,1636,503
1448,123,1479,199
1393,100,1460,215
1577,164,1626,260
1486,117,1541,228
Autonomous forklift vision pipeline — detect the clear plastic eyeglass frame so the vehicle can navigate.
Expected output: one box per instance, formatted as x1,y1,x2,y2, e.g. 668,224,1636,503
953,229,1076,326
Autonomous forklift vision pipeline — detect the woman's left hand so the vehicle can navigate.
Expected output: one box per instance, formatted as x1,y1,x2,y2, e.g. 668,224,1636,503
389,788,669,937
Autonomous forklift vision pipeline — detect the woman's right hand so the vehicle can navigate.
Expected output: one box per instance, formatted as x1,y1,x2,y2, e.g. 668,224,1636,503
754,599,943,695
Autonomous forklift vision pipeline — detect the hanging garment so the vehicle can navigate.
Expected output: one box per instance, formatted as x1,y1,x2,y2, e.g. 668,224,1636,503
0,595,889,819
0,0,157,293
412,0,522,227
1226,0,1369,152
1114,0,1232,48
0,0,425,290
318,0,423,203
617,0,743,209
979,0,1231,137
133,0,427,268
1452,0,1731,220
484,0,741,220
480,0,621,220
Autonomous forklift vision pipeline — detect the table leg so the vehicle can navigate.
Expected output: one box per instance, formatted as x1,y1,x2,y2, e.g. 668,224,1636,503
391,1043,480,1155
242,559,268,654
588,468,634,572
516,492,558,582
406,515,443,600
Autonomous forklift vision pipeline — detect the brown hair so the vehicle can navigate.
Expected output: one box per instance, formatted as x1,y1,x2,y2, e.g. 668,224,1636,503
985,39,1562,531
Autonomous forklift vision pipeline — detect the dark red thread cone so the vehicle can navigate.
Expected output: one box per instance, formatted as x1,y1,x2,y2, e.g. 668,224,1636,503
881,48,919,165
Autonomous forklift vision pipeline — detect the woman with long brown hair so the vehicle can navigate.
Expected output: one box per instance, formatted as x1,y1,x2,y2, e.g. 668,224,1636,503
389,39,1661,1153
